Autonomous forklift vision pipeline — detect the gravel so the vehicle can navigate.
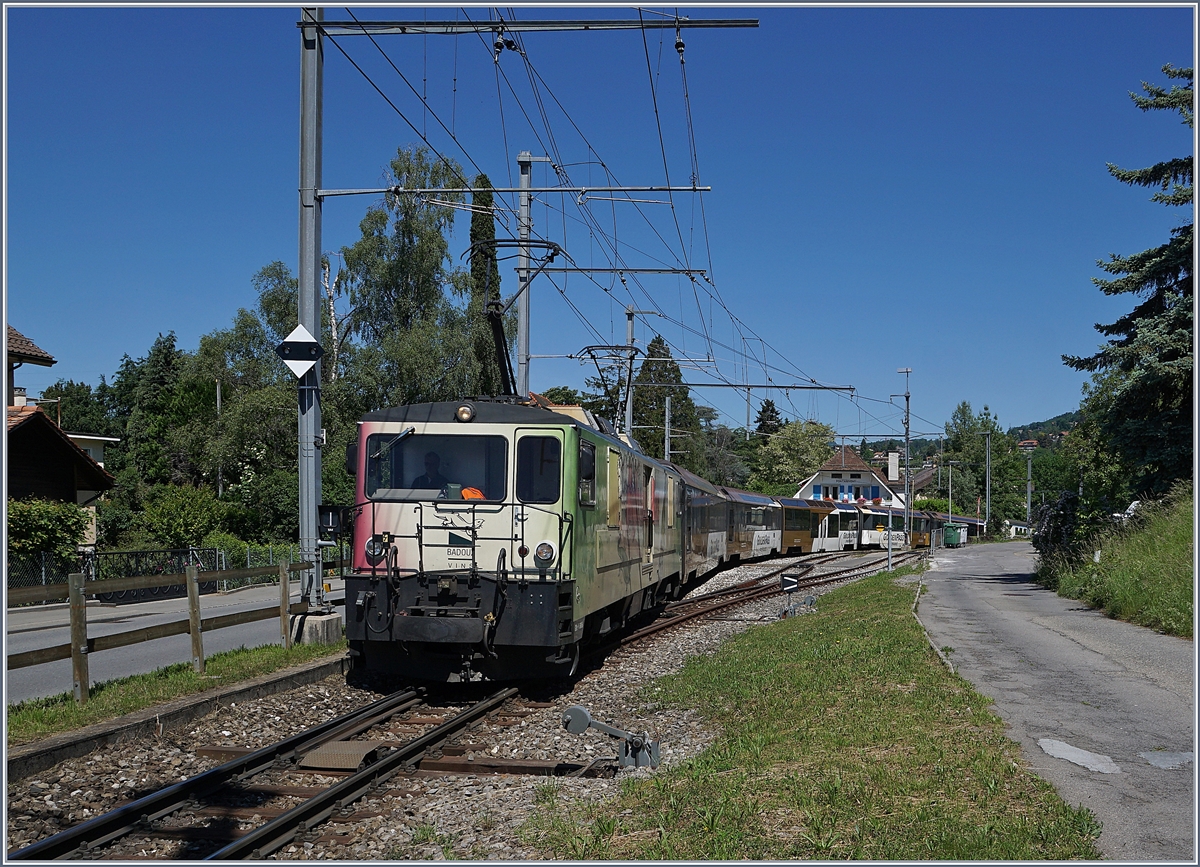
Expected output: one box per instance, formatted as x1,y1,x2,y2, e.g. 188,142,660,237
7,554,873,860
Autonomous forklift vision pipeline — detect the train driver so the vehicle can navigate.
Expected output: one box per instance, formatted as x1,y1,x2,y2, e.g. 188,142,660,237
412,451,450,490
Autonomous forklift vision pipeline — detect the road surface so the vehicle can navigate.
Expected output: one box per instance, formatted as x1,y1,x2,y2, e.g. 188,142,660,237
917,540,1194,862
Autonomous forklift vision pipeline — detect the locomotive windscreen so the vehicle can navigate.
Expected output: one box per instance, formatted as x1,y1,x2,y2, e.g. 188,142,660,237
365,433,507,501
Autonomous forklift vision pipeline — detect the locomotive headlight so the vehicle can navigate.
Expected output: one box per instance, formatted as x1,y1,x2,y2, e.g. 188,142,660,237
364,534,387,565
534,541,556,565
455,402,476,423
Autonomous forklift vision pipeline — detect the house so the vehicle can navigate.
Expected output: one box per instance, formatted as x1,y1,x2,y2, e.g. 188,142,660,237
795,446,905,507
7,325,56,406
7,406,115,546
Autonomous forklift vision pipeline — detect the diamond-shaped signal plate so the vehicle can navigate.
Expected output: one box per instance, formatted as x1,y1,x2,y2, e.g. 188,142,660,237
275,324,324,378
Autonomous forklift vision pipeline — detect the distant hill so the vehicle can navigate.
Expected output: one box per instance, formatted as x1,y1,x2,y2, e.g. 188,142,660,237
1007,410,1080,446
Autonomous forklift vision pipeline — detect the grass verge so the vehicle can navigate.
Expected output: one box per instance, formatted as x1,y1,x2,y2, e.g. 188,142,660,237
7,639,347,748
1053,486,1193,638
522,567,1103,860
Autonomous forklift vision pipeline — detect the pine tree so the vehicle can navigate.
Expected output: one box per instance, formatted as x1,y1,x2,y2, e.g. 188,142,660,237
632,335,703,470
1063,64,1193,492
754,398,784,438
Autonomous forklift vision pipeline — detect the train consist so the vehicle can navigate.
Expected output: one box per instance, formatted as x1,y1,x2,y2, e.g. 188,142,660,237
339,398,925,683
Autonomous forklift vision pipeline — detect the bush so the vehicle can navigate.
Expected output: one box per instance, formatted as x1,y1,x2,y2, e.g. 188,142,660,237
201,530,248,567
141,485,228,548
7,497,91,560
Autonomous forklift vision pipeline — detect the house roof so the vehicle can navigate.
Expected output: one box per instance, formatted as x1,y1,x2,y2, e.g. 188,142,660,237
819,446,874,472
7,406,115,491
7,326,56,367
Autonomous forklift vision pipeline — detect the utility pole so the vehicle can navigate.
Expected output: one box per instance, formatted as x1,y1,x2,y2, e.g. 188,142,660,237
298,6,323,605
984,431,991,536
623,307,651,438
664,394,672,462
1027,453,1033,523
516,151,551,398
295,12,757,597
896,368,911,540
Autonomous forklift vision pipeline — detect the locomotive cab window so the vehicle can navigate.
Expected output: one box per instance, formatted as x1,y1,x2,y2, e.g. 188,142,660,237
365,433,506,501
516,436,562,504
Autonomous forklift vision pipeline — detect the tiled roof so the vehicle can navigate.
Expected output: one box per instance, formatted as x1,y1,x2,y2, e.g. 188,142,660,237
6,404,42,432
819,446,874,472
7,406,115,489
7,326,57,366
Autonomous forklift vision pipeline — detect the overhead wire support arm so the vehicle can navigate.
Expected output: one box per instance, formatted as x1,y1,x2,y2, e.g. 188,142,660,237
312,19,759,37
316,185,711,199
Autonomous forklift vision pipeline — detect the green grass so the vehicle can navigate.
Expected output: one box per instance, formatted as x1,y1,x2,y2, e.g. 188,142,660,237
1053,486,1193,638
522,567,1103,860
7,639,347,747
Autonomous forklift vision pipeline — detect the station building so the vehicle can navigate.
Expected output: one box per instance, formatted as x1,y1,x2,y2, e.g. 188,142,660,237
794,446,906,508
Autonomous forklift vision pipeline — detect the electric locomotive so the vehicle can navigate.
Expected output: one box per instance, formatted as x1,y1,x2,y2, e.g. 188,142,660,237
342,398,685,682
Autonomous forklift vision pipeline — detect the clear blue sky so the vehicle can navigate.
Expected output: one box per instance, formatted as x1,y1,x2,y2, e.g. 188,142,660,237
6,4,1194,443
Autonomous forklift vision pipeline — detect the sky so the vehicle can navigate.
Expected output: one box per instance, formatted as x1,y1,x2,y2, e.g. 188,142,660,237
5,3,1195,445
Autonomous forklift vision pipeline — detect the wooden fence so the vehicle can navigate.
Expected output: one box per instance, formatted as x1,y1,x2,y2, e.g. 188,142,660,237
8,562,314,704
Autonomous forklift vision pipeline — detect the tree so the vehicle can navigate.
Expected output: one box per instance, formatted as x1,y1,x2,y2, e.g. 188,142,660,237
339,147,465,345
1063,64,1193,493
858,437,871,463
748,419,834,496
631,335,704,471
467,174,509,396
754,398,784,438
39,379,116,436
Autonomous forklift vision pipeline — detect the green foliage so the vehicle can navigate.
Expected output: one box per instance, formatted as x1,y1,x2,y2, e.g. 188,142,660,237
754,399,783,438
7,640,346,747
632,335,705,473
467,173,512,396
748,420,834,496
1037,484,1192,637
929,402,1028,531
38,379,118,436
1063,64,1193,493
540,385,585,405
912,497,949,513
141,485,228,548
7,497,91,560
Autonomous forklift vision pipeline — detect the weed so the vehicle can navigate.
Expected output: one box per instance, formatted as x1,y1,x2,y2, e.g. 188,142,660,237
532,779,562,806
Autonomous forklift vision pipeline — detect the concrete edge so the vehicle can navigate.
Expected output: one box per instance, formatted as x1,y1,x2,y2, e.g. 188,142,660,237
911,580,956,674
7,654,350,782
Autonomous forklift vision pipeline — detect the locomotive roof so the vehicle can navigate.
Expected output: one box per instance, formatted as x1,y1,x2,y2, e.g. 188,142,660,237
363,400,578,427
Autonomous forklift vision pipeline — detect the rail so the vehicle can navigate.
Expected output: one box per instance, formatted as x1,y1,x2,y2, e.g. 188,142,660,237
6,562,314,705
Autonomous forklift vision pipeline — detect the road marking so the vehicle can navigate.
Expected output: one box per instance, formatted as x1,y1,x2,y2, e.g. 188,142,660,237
1139,751,1193,770
1038,738,1121,773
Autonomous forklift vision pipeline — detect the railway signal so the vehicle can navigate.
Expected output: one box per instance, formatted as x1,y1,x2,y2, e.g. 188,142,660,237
275,324,324,379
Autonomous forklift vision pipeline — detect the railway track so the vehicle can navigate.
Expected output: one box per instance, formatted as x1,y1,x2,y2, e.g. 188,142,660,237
603,548,925,652
9,547,924,860
8,687,558,860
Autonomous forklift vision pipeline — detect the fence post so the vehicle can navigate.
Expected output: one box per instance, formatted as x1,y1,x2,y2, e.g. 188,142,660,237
186,564,205,673
68,572,89,704
279,562,292,650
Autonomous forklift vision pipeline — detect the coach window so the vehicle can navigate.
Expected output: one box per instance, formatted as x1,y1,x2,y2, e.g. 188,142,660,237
516,436,562,504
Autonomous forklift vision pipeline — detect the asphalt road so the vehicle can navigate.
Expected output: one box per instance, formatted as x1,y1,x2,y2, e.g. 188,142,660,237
917,540,1195,862
5,579,345,706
